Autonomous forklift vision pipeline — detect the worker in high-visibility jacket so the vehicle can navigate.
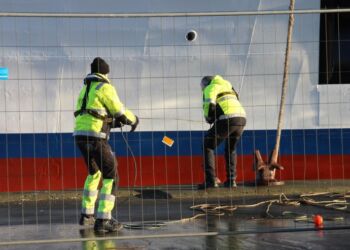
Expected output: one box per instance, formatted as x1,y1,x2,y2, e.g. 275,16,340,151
74,57,139,233
198,75,246,190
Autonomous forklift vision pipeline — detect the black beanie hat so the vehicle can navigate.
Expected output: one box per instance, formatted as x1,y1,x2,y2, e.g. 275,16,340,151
200,75,214,90
91,57,110,74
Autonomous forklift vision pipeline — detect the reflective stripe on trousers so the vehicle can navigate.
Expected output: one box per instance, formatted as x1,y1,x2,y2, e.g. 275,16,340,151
97,179,116,219
81,170,102,215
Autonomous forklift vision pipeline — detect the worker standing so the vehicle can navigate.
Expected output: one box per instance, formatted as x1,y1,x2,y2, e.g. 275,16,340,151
74,57,139,233
198,75,246,190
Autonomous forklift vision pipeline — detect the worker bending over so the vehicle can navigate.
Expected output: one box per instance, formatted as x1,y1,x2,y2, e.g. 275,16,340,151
199,75,246,190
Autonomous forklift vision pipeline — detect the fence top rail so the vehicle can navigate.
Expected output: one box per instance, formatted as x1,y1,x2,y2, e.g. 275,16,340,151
0,8,350,18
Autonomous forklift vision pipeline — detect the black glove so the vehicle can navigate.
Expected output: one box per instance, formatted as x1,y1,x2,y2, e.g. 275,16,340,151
130,116,139,132
205,117,215,124
111,118,123,128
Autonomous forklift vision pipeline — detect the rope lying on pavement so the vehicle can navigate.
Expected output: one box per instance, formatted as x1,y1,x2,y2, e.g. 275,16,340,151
300,196,350,211
123,214,206,229
190,193,301,218
282,211,344,223
123,192,349,229
189,192,350,219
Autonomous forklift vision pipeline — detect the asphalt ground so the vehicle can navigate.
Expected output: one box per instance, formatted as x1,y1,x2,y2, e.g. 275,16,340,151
0,180,350,249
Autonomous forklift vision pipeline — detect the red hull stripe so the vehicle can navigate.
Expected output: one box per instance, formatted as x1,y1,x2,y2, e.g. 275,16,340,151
0,154,349,192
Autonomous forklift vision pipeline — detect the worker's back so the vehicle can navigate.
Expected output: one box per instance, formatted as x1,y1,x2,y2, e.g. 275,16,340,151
203,75,246,120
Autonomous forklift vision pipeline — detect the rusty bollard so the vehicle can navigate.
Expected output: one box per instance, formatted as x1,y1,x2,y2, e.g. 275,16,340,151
253,150,284,186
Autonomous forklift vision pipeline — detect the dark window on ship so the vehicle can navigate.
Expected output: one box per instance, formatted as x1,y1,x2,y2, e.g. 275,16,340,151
319,0,350,84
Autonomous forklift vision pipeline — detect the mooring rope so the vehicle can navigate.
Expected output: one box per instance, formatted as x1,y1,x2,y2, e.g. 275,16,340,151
123,192,349,230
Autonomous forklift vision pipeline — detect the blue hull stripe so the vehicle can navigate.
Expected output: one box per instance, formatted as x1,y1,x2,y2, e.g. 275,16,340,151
0,129,349,158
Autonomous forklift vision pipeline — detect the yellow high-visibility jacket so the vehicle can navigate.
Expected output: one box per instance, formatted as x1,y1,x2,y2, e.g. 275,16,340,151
74,73,136,139
203,75,246,123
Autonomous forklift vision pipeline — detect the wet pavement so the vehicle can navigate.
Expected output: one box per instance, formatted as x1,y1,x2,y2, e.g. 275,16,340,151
0,183,350,249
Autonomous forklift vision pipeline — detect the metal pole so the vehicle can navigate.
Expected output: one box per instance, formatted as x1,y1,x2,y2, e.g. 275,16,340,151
0,8,349,18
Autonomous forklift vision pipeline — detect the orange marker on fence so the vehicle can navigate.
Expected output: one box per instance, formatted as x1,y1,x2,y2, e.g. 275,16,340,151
162,136,174,147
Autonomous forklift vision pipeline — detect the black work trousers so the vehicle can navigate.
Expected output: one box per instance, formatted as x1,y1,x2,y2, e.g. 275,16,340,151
75,136,118,182
203,117,246,184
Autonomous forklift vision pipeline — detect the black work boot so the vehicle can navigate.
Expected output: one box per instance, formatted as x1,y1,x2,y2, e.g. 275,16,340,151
79,214,95,226
198,178,220,190
223,180,237,188
94,218,123,233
